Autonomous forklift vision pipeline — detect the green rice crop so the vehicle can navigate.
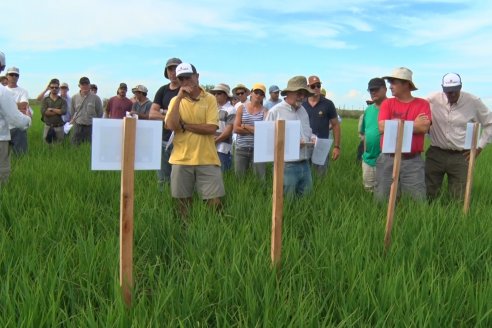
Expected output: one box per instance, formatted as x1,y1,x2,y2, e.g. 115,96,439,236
0,106,490,326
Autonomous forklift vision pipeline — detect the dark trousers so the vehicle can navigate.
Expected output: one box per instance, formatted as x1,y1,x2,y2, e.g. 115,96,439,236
9,128,28,155
71,124,93,145
425,146,468,199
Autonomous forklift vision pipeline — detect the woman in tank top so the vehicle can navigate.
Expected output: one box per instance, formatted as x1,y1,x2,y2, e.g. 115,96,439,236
233,83,268,179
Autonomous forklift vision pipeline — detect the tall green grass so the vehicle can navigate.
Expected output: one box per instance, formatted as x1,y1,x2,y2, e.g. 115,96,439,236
0,107,490,326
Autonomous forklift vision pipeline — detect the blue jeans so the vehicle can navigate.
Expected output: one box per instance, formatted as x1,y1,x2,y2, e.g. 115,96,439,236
234,147,266,179
157,142,173,184
284,161,312,196
218,152,232,172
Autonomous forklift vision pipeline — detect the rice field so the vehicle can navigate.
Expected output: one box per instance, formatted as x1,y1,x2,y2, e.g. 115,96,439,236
0,106,491,326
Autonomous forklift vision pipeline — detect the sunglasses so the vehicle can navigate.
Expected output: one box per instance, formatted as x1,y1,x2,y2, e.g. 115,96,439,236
178,76,191,81
8,73,19,77
253,90,265,97
235,91,245,96
50,86,59,89
310,83,321,89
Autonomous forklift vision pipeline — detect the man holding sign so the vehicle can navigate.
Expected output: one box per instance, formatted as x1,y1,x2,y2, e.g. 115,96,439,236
266,76,314,196
376,67,431,202
165,63,225,217
426,73,492,199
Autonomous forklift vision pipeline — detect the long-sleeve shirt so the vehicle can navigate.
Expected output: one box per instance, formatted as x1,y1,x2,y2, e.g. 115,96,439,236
427,91,492,150
0,85,31,141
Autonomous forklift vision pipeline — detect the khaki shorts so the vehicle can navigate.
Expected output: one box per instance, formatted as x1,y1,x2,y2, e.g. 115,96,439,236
171,165,225,199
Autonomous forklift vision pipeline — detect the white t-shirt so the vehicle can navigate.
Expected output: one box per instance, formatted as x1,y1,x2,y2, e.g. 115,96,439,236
6,86,30,129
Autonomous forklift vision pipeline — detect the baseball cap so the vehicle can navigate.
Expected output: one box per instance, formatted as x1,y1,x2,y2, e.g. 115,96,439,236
367,78,386,91
61,82,69,89
441,73,462,92
79,76,90,84
175,63,197,78
269,85,280,93
7,67,19,75
132,84,148,93
119,82,128,90
251,83,266,94
164,57,182,78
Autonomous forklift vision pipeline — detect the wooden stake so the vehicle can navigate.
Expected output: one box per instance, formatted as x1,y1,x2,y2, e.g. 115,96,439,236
120,117,137,307
384,119,404,251
271,120,285,269
463,122,480,215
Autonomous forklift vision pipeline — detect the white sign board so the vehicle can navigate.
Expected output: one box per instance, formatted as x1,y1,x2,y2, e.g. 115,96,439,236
311,138,333,165
382,120,413,153
254,121,301,163
463,122,481,149
91,119,162,170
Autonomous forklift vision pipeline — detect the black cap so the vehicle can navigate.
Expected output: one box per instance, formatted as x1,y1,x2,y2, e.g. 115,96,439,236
164,57,182,79
367,78,386,91
119,82,128,90
79,76,90,84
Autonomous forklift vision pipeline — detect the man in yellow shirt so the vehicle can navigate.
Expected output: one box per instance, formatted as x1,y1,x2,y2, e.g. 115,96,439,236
165,63,224,216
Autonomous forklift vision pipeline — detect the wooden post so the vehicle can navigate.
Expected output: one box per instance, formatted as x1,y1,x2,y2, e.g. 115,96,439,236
463,122,480,215
271,120,285,269
384,119,404,251
120,117,137,307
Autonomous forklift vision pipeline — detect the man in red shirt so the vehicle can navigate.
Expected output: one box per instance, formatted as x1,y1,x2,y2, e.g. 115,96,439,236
376,67,431,201
106,83,133,119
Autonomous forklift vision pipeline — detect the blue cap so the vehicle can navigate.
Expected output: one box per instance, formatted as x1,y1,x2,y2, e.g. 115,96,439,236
269,85,280,93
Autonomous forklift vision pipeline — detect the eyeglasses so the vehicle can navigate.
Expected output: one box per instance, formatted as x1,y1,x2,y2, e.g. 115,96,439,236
310,83,321,89
235,92,245,96
50,86,59,90
8,73,19,77
178,76,191,81
253,90,265,97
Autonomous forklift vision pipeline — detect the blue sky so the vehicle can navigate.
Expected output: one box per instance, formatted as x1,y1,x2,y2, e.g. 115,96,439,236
2,0,492,110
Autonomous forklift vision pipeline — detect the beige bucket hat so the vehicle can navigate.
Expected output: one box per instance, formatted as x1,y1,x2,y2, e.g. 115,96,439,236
382,67,418,91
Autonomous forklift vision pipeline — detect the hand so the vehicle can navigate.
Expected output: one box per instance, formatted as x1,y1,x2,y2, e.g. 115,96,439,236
332,147,341,160
415,113,430,124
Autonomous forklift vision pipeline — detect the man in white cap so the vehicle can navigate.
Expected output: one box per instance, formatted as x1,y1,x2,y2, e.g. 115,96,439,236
426,73,492,200
266,76,314,196
210,83,236,171
0,51,31,185
165,63,224,217
5,66,30,155
376,67,431,202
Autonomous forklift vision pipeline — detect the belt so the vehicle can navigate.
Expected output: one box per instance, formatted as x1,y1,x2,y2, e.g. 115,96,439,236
431,146,466,154
388,153,420,160
46,123,64,128
286,159,308,164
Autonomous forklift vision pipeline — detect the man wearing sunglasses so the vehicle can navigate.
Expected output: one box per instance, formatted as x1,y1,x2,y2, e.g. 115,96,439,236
40,79,67,143
5,66,30,155
165,63,224,217
0,51,31,184
303,75,341,176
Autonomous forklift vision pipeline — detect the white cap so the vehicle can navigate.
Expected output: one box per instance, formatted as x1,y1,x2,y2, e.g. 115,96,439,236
175,63,197,78
441,73,462,92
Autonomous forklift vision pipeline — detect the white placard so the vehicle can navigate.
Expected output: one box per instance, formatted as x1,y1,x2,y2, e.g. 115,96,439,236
463,122,481,149
254,121,301,163
382,120,413,153
91,119,163,170
311,138,333,165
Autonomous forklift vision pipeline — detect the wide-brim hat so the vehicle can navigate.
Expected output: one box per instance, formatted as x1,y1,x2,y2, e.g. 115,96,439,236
231,83,250,95
382,67,418,91
210,83,231,97
281,76,314,96
132,84,148,93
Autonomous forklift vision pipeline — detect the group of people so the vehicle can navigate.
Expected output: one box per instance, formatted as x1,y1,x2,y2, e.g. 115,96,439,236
359,67,492,202
1,49,491,214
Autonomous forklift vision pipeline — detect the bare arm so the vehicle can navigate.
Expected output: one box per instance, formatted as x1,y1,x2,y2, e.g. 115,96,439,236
36,84,50,101
233,105,254,135
215,124,233,143
331,118,341,160
413,113,431,134
148,103,164,120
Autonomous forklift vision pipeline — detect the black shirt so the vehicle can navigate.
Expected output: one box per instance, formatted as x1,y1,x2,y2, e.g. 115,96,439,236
153,83,180,141
303,96,337,139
